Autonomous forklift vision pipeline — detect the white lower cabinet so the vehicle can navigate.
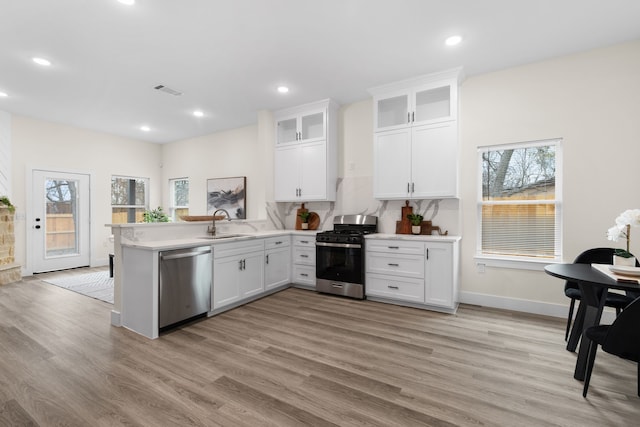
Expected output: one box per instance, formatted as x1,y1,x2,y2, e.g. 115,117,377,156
212,240,265,310
292,235,316,288
264,236,291,290
366,237,459,312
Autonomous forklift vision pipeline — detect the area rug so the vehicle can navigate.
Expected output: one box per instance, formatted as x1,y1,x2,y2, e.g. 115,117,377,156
42,271,113,304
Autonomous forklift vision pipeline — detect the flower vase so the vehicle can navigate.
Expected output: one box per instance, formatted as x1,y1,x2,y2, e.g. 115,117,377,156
301,222,309,230
411,225,421,235
613,255,636,267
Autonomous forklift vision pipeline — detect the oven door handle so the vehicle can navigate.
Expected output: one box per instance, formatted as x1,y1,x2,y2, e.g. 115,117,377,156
315,242,362,249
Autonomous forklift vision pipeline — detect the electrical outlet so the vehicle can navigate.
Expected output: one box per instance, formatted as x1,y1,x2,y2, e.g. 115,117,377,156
477,263,486,273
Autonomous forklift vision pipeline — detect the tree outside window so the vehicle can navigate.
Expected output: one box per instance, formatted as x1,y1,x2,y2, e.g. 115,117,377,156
169,178,189,221
111,176,148,223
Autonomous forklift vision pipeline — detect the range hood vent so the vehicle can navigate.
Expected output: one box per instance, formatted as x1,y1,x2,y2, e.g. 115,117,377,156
154,85,182,96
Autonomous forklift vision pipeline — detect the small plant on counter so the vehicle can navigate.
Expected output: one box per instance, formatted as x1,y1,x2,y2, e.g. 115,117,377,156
407,213,423,226
298,211,311,223
0,196,15,213
143,206,169,223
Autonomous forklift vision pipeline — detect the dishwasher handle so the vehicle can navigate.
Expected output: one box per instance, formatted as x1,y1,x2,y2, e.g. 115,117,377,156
160,248,211,261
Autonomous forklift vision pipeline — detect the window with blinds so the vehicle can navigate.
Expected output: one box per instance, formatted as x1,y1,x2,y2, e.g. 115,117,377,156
478,139,562,260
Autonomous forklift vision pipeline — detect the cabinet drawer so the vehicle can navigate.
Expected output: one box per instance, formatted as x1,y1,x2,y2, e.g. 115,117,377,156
366,252,424,279
265,235,291,250
292,265,316,286
366,239,424,255
366,273,425,303
293,246,315,265
214,240,264,259
293,235,315,247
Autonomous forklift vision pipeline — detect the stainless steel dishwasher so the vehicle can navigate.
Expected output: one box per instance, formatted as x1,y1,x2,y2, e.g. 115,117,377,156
159,246,212,329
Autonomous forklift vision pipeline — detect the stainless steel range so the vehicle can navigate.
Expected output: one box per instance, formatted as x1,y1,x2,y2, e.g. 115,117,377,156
315,215,378,299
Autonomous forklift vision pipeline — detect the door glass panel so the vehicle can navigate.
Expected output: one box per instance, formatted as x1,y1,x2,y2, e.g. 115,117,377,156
377,94,409,128
300,112,324,140
415,86,450,122
277,117,298,144
45,179,79,257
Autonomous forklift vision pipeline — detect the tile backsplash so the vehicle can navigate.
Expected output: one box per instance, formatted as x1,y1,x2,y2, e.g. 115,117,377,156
267,176,460,235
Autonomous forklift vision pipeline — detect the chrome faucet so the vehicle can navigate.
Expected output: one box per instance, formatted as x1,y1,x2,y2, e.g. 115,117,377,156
208,209,231,236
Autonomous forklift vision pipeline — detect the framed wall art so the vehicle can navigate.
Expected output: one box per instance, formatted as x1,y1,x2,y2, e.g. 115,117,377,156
206,176,246,219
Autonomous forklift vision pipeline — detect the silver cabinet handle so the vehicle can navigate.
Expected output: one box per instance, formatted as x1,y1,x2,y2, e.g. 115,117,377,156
275,241,282,245
266,254,269,264
388,263,399,267
412,112,414,122
243,259,246,270
388,246,399,249
238,260,243,270
407,112,411,123
388,285,399,289
300,240,309,244
300,273,308,277
407,182,410,193
331,283,344,288
426,248,429,260
300,254,309,258
411,182,415,193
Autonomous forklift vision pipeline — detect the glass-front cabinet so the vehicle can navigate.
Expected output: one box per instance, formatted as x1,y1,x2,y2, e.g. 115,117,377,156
274,99,339,202
276,109,326,145
369,68,463,199
372,71,459,132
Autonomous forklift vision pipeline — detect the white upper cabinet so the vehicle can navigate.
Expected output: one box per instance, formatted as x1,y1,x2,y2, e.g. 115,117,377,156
372,70,459,132
369,68,463,199
274,99,338,202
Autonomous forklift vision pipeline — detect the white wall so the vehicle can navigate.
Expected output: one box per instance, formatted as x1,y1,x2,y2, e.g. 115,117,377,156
11,115,162,273
160,124,266,219
0,111,10,197
458,39,640,313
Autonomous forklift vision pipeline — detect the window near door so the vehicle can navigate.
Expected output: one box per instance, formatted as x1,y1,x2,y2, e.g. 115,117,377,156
111,176,149,223
477,139,562,264
169,178,189,221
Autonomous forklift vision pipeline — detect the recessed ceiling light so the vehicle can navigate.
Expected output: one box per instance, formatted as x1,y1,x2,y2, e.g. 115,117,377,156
118,0,135,5
277,86,289,94
32,57,51,66
193,110,204,117
140,126,150,132
445,35,463,46
0,92,7,98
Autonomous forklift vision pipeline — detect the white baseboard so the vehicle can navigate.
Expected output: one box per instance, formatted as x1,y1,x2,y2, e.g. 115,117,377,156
111,310,121,327
459,291,616,323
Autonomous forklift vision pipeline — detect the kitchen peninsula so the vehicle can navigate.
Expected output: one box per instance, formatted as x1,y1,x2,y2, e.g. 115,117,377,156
109,220,314,339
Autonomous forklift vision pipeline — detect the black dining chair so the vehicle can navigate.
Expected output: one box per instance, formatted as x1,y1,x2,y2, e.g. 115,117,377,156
564,248,638,341
582,296,640,397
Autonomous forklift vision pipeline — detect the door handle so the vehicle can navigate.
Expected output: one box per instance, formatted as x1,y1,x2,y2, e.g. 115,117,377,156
35,225,41,229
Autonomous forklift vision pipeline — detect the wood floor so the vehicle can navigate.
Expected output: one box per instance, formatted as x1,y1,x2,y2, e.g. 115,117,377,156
1,270,639,426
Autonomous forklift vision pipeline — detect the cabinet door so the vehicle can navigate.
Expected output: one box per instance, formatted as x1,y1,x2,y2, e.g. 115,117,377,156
276,116,298,145
413,82,455,125
425,242,454,307
410,121,457,198
299,141,327,200
240,252,264,298
373,128,411,199
300,110,326,142
274,145,300,201
265,246,291,290
374,92,410,131
212,255,242,309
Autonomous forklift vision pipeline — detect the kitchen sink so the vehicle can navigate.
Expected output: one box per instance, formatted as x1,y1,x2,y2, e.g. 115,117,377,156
198,234,246,240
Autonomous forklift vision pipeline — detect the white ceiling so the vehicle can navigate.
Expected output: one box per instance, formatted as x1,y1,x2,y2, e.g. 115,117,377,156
2,0,640,144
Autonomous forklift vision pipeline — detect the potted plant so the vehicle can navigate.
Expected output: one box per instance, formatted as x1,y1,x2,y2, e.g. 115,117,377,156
299,211,311,229
606,208,640,266
0,196,15,213
407,213,423,235
143,206,169,223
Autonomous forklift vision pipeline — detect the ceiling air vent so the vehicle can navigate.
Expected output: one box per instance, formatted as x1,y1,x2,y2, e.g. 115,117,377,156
154,85,182,96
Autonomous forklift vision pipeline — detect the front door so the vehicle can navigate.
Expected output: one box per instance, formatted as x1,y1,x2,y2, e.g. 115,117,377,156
32,170,90,273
